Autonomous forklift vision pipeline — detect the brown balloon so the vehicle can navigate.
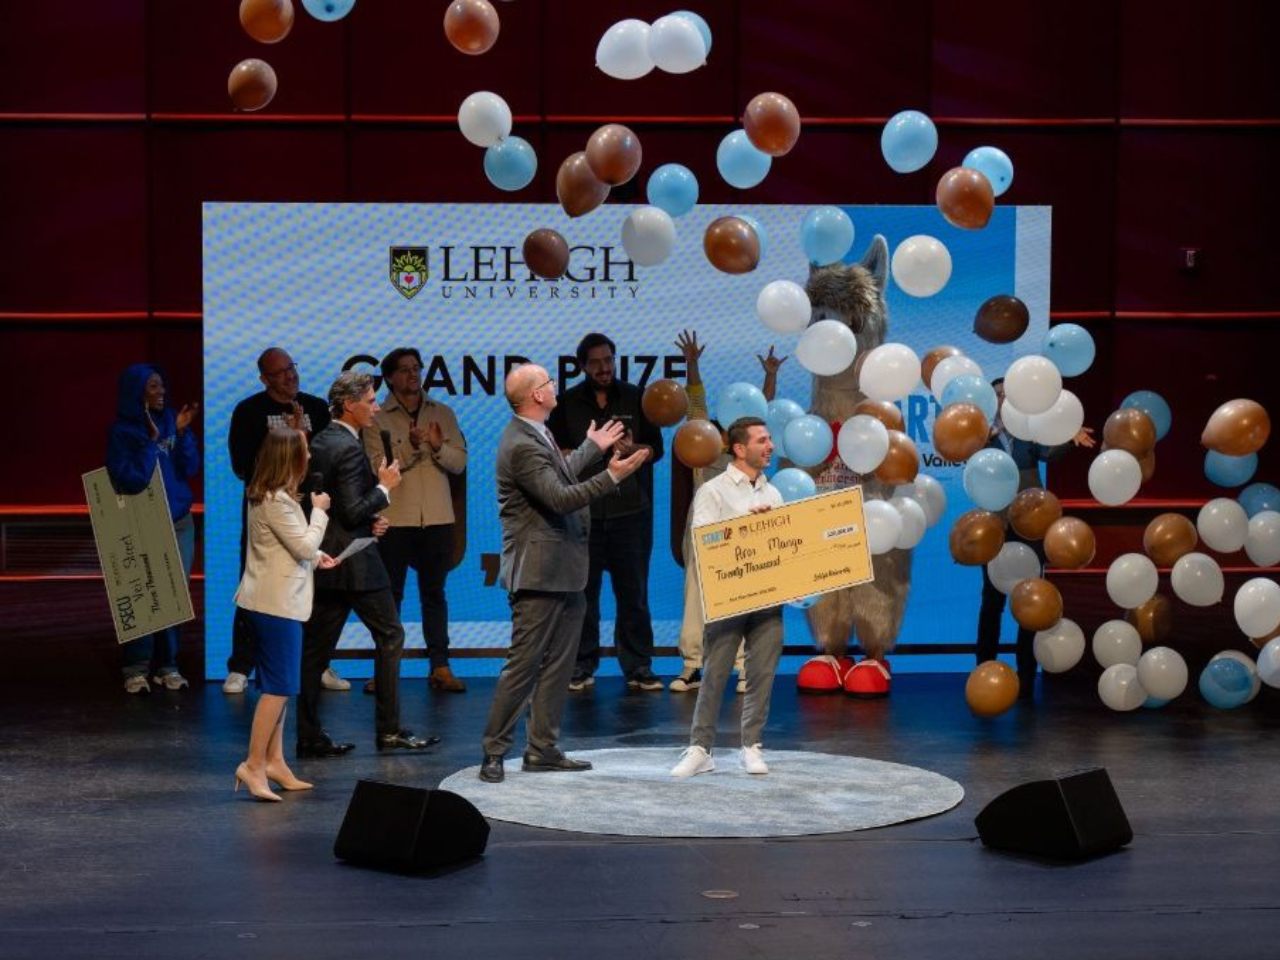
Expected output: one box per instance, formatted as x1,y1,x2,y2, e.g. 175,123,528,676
921,345,963,390
1125,592,1173,644
240,0,294,43
1138,447,1156,483
1251,622,1280,650
522,228,570,280
973,295,1029,344
674,420,723,468
949,509,1006,566
743,92,801,157
585,124,642,186
228,59,278,113
875,430,919,484
641,380,689,428
1103,408,1157,460
936,166,995,230
932,403,989,463
1043,517,1096,569
1008,487,1062,540
1010,578,1063,632
443,0,500,55
1142,513,1198,567
556,151,610,219
853,399,905,433
703,216,760,274
965,660,1020,718
1201,398,1271,456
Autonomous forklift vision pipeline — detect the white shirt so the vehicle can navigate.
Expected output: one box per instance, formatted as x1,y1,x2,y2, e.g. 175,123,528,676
691,462,783,527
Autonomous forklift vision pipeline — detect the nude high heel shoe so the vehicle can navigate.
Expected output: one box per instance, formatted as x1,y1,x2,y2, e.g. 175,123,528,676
265,762,313,791
234,762,282,802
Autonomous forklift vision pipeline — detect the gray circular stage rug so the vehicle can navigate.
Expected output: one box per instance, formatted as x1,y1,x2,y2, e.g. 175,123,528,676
438,748,964,838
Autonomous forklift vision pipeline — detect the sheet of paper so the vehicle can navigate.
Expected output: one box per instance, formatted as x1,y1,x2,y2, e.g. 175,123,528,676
333,536,377,564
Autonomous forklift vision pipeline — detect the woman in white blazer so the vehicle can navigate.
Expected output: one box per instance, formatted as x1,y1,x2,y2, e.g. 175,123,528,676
233,428,338,802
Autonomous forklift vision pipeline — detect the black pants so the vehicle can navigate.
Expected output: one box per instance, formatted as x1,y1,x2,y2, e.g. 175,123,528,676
379,524,453,669
976,535,1043,675
577,511,655,678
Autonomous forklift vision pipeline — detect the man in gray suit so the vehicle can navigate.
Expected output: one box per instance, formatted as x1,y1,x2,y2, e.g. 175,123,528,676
479,364,650,783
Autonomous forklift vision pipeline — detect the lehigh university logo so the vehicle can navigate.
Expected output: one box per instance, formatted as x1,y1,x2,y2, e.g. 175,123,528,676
390,247,428,300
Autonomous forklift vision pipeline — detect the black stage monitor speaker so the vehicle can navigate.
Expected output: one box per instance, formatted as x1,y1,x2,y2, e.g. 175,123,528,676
334,779,490,871
975,767,1132,861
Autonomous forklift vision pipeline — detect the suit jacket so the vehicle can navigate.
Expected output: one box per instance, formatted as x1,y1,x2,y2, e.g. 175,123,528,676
307,422,391,592
496,418,616,593
234,491,329,621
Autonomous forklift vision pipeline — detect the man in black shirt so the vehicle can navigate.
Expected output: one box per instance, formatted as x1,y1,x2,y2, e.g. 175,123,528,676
547,333,665,691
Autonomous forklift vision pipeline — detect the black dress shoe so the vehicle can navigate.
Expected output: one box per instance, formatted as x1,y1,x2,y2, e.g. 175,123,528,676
521,751,593,772
296,734,355,759
479,754,505,783
375,729,440,751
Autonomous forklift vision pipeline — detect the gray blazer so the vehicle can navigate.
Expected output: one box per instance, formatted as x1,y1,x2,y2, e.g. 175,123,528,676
496,417,616,593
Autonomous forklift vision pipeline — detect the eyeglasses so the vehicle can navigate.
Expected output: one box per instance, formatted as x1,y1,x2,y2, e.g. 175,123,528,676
535,377,555,392
264,363,299,378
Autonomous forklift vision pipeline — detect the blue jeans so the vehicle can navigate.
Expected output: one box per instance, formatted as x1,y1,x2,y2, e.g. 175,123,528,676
122,513,195,678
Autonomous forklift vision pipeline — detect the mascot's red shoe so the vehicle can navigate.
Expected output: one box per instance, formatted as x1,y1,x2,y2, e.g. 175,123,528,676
843,657,891,698
797,656,845,694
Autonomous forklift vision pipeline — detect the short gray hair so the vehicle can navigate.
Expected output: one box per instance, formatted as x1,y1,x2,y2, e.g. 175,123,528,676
328,371,374,419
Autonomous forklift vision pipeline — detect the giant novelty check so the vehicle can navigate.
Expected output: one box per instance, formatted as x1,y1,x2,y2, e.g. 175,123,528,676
83,465,195,644
691,487,874,622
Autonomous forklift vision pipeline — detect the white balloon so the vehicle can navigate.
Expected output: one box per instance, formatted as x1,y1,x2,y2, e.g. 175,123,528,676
863,499,903,555
891,235,952,297
620,206,676,266
1033,617,1085,673
1233,577,1280,639
1137,646,1188,700
1098,663,1147,711
891,496,928,549
1093,619,1142,667
894,474,946,527
647,14,706,73
1210,650,1261,702
1028,389,1084,446
837,414,889,474
1197,497,1249,553
998,398,1037,441
989,542,1041,595
1106,553,1158,609
930,355,982,401
457,91,512,147
596,19,654,80
755,280,811,334
796,320,857,376
1089,449,1142,506
1003,355,1062,416
1257,638,1280,688
859,343,921,402
1246,510,1280,567
1170,552,1224,606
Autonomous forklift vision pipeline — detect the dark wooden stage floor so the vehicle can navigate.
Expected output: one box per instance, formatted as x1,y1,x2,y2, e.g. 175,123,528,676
1,671,1278,959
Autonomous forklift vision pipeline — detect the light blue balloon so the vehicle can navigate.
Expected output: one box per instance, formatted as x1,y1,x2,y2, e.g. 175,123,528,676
800,206,855,266
788,594,818,610
646,163,699,218
1042,323,1096,377
1240,482,1280,518
766,398,805,458
1142,695,1171,709
940,374,998,422
772,467,816,503
1199,658,1252,709
716,130,771,189
672,10,712,55
962,145,1014,197
738,214,768,259
783,415,834,468
963,448,1019,511
881,110,937,174
1121,390,1172,441
301,0,356,21
718,382,768,426
483,136,537,191
1205,450,1258,487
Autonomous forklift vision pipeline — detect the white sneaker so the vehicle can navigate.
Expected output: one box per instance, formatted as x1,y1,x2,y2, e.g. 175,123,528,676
670,745,715,778
123,675,151,695
321,667,351,691
669,669,702,692
222,672,248,694
740,743,769,775
736,675,748,694
152,672,189,691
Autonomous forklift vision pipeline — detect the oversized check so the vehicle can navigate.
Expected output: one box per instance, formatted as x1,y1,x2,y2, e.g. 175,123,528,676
83,465,195,644
691,487,874,622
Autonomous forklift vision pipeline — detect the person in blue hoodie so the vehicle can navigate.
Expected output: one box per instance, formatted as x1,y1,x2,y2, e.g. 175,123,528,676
106,364,201,694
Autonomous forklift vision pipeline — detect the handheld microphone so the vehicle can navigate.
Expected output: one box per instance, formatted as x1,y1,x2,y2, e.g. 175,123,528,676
308,471,323,494
380,429,394,467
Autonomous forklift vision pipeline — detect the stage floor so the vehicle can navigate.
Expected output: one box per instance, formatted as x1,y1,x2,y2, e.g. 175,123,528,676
1,671,1278,959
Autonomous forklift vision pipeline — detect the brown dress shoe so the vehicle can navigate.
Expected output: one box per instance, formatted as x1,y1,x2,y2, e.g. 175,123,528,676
428,665,466,693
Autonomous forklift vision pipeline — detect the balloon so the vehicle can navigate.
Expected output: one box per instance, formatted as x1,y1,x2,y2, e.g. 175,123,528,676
895,474,947,527
228,59,278,112
998,398,1036,442
596,19,653,80
1143,513,1198,566
962,145,1014,197
673,420,722,468
772,467,816,503
584,124,643,187
1098,663,1147,711
1246,510,1280,567
703,216,760,274
1199,657,1252,708
1197,498,1249,553
718,382,768,425
1003,355,1062,416
647,13,705,73
1088,449,1142,506
555,151,609,218
620,206,676,266
484,136,536,191
973,295,1029,344
921,345,964,390
930,355,982,401
875,430,919,484
1202,398,1271,456
932,403,989,463
891,496,928,549
795,320,857,376
1106,553,1159,609
1126,593,1173,644
765,398,805,456
783,415,833,468
646,163,698,218
859,344,920,402
788,595,819,611
853,399,905,432
1093,620,1143,668
1044,517,1096,569
1103,408,1157,460
800,206,854,266
458,91,511,147
1253,624,1280,650
1034,618,1085,673
522,228,569,280
1121,390,1172,441
1210,650,1261,702
949,509,1005,565
1041,323,1096,377
756,280,810,334
940,374,998,422
936,166,994,230
716,130,771,189
1240,482,1280,518
989,542,1041,594
1258,638,1280,686
300,0,354,21
881,110,937,173
891,235,951,297
963,448,1019,511
864,500,904,555
743,92,800,156
443,0,499,55
965,661,1019,718
1028,389,1085,446
1138,448,1157,484
1009,487,1062,540
1234,577,1280,638
835,415,888,474
1205,450,1258,487
1010,578,1063,632
640,379,688,428
737,214,768,260
671,10,712,56
240,0,295,43
1170,552,1224,606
